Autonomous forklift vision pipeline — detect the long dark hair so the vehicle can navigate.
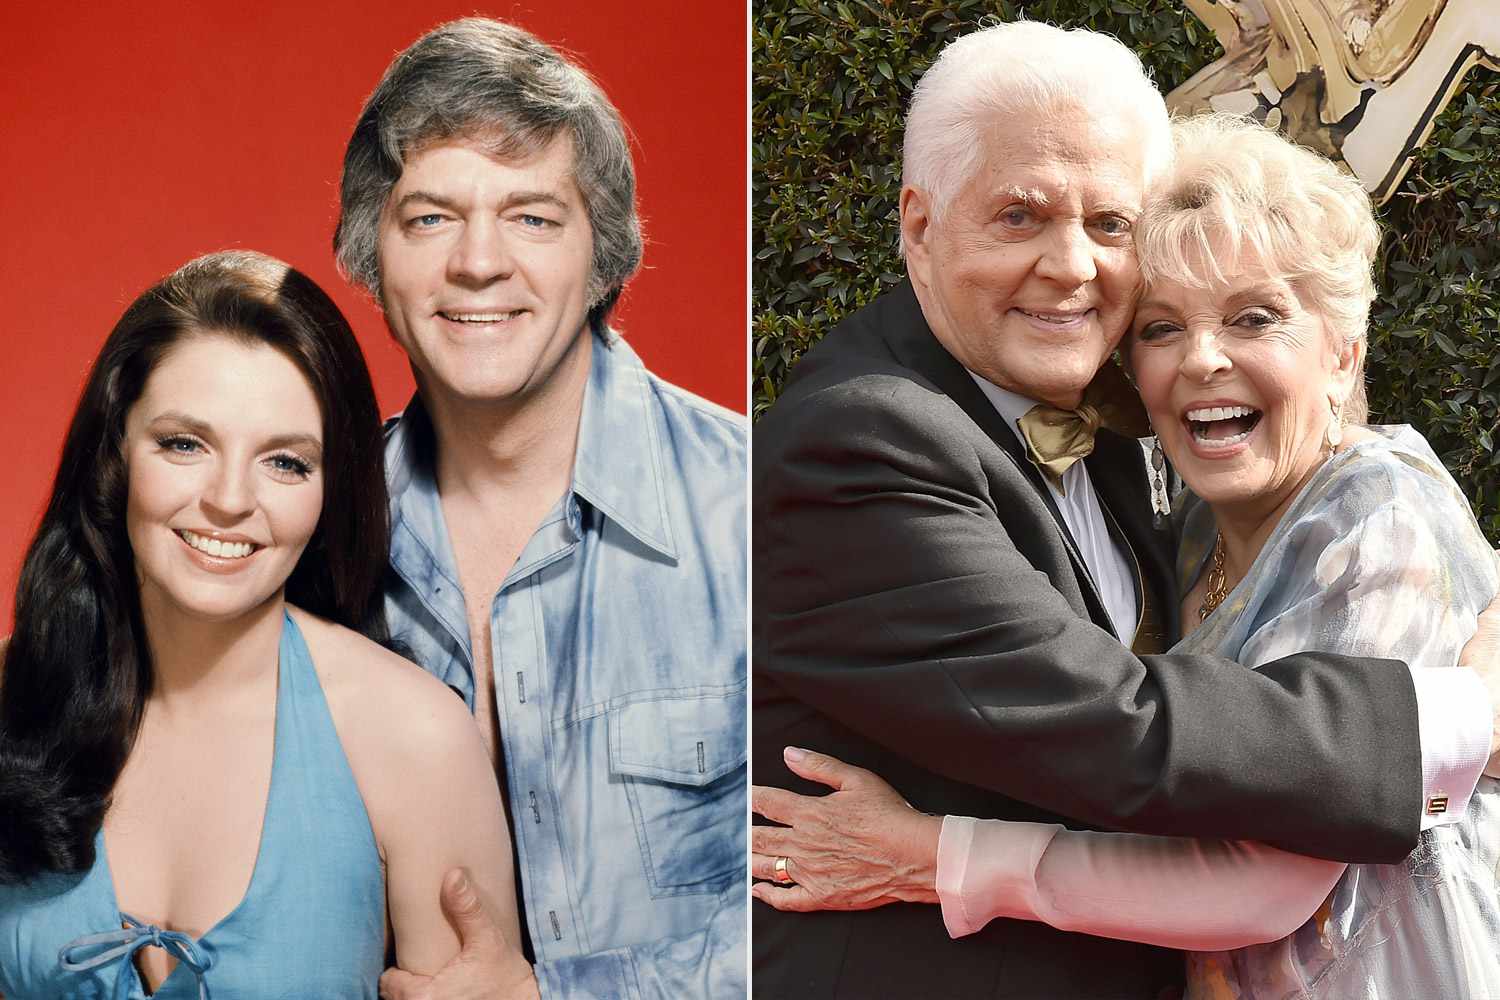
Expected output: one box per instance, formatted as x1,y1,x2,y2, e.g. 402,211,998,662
0,251,390,883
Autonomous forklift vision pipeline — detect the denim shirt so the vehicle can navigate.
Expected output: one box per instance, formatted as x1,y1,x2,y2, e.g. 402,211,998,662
382,334,747,999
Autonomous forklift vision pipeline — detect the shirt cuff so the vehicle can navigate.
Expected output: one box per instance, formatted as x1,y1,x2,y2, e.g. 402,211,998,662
1412,667,1491,830
937,815,979,937
936,814,1058,939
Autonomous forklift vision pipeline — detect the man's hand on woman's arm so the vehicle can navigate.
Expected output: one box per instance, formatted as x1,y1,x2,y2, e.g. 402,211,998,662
751,747,942,911
379,868,538,1000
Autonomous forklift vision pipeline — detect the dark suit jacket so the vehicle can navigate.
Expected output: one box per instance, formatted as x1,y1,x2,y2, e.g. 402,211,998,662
752,282,1423,999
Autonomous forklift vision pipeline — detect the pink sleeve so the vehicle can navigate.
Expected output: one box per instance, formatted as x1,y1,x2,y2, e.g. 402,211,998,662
936,815,1345,949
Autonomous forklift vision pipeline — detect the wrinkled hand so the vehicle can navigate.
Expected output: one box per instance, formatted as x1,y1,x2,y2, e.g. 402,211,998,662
750,746,942,912
379,868,539,1000
1465,563,1500,778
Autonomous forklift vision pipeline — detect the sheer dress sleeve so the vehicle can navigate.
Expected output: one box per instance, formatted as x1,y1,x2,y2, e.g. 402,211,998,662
936,443,1498,948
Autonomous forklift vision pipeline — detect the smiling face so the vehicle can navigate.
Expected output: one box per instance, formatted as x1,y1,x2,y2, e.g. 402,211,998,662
1129,260,1361,523
124,334,325,626
901,102,1147,409
375,135,597,411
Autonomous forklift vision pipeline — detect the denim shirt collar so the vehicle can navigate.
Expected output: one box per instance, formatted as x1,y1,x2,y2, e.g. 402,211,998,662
571,333,678,559
384,331,678,567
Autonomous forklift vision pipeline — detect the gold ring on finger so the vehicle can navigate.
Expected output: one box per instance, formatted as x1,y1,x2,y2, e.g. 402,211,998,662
773,855,795,885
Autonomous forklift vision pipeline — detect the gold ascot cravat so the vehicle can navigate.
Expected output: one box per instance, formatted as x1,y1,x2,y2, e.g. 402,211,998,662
1013,358,1152,496
1016,402,1104,495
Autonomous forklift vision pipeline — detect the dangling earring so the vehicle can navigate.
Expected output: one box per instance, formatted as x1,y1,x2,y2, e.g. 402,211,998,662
1326,398,1343,450
1148,430,1170,528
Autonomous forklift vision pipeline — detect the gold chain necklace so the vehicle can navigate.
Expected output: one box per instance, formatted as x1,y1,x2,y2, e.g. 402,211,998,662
1199,534,1229,622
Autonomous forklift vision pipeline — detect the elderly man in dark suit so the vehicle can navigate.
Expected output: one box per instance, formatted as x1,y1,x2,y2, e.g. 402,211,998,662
751,21,1500,999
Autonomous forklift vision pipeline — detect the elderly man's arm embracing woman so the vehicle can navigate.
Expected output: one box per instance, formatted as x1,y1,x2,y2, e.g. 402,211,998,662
755,112,1500,998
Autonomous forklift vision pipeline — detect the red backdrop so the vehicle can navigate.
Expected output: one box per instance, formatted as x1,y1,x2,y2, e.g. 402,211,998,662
0,2,746,628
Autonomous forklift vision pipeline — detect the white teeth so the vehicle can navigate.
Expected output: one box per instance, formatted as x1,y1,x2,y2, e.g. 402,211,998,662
1186,405,1257,422
1191,426,1253,448
442,310,523,323
1022,310,1088,323
180,530,255,559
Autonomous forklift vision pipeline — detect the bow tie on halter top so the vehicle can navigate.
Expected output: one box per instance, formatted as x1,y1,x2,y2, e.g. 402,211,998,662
59,913,214,999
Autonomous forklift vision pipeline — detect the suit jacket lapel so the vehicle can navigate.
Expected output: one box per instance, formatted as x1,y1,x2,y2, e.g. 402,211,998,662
871,282,1123,625
874,283,1074,528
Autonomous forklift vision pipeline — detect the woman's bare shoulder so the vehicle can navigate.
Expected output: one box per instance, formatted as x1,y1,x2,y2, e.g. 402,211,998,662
286,607,475,756
284,608,501,901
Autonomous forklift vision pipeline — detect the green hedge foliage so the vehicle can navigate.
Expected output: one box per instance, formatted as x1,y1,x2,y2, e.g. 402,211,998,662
754,1,1500,539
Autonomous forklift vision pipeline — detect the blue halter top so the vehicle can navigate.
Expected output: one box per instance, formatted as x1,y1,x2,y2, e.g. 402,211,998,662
0,613,385,999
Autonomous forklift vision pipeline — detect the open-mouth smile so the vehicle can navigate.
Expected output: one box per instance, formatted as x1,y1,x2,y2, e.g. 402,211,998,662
175,529,261,560
438,309,527,325
1184,404,1263,449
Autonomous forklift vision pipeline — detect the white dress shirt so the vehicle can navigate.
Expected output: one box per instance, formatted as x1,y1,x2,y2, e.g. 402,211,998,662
968,373,1139,647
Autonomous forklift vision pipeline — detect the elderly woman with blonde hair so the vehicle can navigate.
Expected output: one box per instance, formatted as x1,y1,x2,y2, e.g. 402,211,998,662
752,114,1500,999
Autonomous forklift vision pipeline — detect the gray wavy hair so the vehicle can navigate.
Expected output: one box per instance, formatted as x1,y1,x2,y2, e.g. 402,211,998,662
334,18,643,335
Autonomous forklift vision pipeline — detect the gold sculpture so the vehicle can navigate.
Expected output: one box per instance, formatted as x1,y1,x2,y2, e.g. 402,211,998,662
1168,0,1498,202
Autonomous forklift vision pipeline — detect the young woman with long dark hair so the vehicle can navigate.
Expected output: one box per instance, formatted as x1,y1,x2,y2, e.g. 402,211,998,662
0,251,521,998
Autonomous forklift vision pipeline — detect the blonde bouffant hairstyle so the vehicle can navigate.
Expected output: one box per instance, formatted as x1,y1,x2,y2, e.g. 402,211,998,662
1136,114,1380,422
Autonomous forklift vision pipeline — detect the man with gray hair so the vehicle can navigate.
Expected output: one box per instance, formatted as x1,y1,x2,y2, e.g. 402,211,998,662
752,19,1500,997
336,19,745,1000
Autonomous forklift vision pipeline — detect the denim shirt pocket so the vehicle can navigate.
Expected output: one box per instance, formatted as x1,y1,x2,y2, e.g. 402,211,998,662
608,685,746,898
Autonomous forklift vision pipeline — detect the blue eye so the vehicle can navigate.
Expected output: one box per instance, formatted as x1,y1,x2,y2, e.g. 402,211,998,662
156,435,201,454
520,214,552,228
410,213,445,228
1095,215,1132,236
999,207,1034,227
266,452,314,481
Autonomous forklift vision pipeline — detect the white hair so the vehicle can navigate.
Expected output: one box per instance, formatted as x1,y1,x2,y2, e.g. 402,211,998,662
1137,114,1379,420
902,20,1172,218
